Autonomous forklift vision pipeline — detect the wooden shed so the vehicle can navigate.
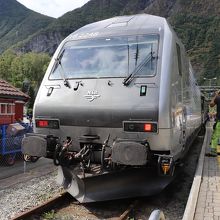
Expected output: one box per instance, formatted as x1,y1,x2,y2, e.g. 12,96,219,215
0,80,29,125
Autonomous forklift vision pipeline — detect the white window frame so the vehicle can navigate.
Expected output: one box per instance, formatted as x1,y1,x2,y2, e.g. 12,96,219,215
0,103,15,115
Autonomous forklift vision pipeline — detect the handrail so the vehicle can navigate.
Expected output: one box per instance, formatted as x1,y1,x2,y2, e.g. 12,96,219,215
148,210,165,220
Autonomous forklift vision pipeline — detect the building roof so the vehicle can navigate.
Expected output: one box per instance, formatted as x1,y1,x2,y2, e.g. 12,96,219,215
0,80,29,101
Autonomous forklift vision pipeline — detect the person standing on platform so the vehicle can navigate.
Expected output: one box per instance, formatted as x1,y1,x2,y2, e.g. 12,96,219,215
209,90,220,129
209,90,220,156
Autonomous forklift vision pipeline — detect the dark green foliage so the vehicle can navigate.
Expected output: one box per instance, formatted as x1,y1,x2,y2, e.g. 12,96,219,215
0,50,50,108
27,86,35,109
171,13,220,84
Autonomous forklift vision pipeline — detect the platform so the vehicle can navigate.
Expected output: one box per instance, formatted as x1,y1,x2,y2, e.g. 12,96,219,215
183,122,220,220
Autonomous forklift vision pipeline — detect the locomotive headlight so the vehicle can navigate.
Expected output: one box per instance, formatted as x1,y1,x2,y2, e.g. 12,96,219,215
36,119,60,129
123,121,157,133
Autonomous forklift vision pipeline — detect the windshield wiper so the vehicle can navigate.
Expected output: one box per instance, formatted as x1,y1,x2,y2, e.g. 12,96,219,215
123,51,156,86
53,49,71,88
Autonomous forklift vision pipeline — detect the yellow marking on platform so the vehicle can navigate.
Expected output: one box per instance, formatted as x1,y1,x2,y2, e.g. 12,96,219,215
217,145,220,154
217,145,220,167
217,155,220,166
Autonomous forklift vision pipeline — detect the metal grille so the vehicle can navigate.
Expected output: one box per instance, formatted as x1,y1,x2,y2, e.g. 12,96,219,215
0,135,24,167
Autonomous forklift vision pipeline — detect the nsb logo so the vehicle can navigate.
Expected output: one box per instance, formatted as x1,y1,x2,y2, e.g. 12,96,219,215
84,91,100,102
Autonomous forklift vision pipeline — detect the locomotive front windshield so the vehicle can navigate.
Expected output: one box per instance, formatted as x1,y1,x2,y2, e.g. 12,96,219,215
50,35,159,79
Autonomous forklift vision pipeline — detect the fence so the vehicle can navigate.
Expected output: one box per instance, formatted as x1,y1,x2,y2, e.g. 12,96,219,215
0,135,24,166
0,123,31,166
0,123,31,177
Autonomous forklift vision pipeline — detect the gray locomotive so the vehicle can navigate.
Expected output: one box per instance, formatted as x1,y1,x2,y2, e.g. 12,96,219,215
22,14,203,202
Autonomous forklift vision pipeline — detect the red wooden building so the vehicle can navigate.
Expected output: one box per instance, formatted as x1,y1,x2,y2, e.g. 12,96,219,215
0,80,29,125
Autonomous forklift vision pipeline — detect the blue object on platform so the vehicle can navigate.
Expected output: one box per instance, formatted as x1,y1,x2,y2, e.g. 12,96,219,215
0,123,33,156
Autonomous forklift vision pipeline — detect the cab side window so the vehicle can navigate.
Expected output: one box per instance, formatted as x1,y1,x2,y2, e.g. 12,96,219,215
176,43,182,76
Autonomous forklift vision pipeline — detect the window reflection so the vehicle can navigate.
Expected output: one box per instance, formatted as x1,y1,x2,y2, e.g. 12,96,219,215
50,35,159,79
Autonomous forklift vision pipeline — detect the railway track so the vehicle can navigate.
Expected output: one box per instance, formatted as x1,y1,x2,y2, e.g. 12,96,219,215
11,192,72,220
12,191,139,220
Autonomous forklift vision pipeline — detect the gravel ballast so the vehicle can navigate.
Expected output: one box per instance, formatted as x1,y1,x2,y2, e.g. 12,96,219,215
0,172,61,220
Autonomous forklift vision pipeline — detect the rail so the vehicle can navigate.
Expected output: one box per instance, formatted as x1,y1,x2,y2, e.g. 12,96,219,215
11,192,70,220
148,210,165,220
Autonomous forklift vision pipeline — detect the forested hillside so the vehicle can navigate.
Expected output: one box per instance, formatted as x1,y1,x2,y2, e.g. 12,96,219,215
169,0,220,84
0,0,219,92
0,0,54,53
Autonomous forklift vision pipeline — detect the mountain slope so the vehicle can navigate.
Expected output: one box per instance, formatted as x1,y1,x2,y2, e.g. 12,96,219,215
0,0,55,52
2,0,220,82
169,0,220,81
14,0,176,54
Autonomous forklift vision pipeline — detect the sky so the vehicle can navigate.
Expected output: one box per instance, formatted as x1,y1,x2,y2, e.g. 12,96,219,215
16,0,90,18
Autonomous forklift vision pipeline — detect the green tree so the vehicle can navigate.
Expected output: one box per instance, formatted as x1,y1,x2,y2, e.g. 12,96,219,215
22,52,50,88
0,49,16,81
0,51,51,108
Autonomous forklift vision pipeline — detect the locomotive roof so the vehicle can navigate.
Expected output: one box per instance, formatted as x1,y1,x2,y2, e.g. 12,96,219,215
67,14,170,41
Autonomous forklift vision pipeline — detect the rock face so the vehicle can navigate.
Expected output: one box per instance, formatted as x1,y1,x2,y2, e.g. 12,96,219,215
16,31,63,55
